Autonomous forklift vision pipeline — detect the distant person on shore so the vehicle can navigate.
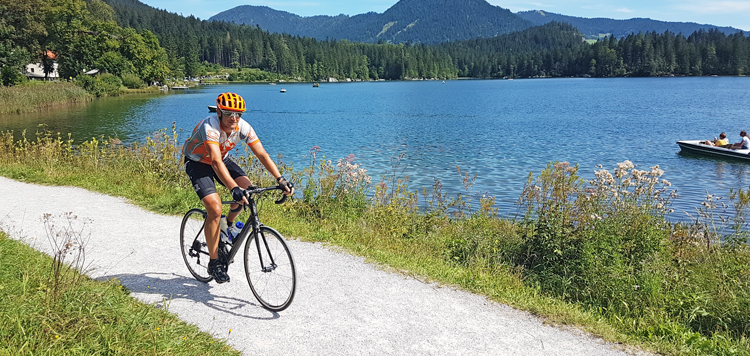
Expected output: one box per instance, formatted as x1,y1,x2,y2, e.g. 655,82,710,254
729,131,750,150
702,132,728,147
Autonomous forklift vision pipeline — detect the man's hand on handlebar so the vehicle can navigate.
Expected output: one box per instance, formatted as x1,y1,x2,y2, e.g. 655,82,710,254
231,186,250,205
277,176,295,196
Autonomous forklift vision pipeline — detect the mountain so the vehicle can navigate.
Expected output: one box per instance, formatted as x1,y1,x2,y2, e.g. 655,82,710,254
211,0,745,44
516,10,743,39
210,0,533,44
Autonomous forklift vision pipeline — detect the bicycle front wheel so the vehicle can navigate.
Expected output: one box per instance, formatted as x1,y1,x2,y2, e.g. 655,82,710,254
244,226,296,311
180,208,212,283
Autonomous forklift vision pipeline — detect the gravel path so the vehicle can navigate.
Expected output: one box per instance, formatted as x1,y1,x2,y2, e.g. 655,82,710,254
0,177,650,355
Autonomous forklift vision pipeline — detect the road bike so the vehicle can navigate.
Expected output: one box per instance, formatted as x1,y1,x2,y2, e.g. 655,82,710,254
180,185,296,312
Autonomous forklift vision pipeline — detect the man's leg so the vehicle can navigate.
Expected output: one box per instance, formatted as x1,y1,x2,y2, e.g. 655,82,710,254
202,192,231,283
201,192,223,259
186,159,230,283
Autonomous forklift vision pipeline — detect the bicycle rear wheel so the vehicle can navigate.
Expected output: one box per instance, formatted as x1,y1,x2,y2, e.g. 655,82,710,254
180,209,212,282
244,226,296,311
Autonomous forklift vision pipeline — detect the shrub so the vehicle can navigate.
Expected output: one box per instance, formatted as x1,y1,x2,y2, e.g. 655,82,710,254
518,161,675,315
120,72,144,89
95,51,134,77
75,73,123,96
1,66,27,86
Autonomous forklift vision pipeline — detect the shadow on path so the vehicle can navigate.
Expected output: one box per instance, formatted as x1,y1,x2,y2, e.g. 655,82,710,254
97,272,280,321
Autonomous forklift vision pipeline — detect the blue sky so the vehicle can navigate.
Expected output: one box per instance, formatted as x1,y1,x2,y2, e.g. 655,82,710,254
139,0,750,31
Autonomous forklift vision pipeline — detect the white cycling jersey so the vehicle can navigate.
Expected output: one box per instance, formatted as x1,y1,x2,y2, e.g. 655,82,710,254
183,114,260,164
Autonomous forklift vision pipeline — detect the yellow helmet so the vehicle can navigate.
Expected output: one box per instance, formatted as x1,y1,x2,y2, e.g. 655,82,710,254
216,92,246,112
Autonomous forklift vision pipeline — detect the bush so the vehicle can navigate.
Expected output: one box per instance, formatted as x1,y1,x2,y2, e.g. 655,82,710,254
75,73,123,96
229,68,275,82
120,72,144,89
95,51,134,77
1,66,27,86
518,161,674,315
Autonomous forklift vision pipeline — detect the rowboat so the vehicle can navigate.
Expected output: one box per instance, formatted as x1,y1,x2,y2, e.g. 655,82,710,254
676,140,750,160
208,105,217,112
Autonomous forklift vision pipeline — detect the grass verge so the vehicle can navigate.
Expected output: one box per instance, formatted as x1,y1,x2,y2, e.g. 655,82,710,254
0,232,239,355
0,128,748,356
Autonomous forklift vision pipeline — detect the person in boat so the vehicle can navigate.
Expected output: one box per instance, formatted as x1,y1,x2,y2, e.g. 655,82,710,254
729,130,750,150
702,132,728,147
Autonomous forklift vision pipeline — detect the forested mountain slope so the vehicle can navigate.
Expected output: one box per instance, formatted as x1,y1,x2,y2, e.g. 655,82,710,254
211,0,744,44
104,0,459,79
102,0,750,80
210,0,533,44
517,10,744,39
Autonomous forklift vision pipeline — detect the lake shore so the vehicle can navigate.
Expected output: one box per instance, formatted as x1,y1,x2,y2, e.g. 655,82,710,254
0,81,176,115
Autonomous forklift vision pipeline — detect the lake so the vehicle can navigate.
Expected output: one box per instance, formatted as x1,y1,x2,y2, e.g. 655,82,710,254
3,77,750,218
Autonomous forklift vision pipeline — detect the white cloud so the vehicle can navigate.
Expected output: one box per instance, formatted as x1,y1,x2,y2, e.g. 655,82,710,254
615,7,634,13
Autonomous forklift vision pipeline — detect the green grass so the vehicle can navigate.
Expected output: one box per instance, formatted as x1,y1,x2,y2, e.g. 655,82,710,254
0,81,92,115
0,232,239,356
0,129,749,356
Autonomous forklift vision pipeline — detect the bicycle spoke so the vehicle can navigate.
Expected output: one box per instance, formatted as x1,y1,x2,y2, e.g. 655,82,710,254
180,209,212,282
244,227,296,311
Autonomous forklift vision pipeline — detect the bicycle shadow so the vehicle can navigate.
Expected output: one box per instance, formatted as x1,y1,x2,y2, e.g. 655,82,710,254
96,272,280,321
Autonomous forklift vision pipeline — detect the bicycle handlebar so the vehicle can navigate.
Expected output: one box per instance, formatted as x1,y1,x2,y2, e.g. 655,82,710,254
221,185,291,206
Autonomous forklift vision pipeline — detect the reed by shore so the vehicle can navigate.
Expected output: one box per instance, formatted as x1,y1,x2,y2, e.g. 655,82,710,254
0,82,92,115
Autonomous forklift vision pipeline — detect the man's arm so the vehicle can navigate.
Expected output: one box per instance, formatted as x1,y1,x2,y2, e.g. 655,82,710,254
207,143,238,190
249,142,294,195
249,141,282,180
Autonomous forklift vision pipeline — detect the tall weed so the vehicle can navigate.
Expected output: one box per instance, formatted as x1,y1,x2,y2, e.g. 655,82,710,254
517,161,675,314
0,81,91,114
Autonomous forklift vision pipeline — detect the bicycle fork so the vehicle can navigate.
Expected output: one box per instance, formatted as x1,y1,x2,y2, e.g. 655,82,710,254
255,229,278,273
221,210,277,273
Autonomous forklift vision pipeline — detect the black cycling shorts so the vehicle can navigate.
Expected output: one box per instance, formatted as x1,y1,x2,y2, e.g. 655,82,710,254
185,157,247,200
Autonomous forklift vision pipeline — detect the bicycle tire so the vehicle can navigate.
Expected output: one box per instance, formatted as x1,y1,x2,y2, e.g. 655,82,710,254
180,208,213,283
244,226,296,311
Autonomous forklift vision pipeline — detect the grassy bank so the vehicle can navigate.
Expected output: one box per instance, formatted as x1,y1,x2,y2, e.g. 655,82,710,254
0,232,239,355
0,128,748,355
0,82,92,115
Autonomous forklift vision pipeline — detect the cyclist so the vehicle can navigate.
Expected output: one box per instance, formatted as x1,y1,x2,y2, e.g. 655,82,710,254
183,92,294,283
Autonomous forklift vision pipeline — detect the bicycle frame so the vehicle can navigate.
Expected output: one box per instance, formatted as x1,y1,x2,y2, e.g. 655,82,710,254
221,186,286,270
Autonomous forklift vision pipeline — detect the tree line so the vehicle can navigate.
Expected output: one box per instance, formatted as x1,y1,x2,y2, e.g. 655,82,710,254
0,0,169,86
1,0,749,89
441,25,750,78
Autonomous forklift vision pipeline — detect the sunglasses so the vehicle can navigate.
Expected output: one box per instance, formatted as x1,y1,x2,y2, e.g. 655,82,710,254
221,111,242,119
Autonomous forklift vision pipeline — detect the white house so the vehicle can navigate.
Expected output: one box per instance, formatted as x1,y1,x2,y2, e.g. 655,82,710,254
24,50,59,79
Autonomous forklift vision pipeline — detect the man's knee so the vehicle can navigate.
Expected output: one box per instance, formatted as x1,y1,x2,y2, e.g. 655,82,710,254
236,176,253,189
202,196,223,218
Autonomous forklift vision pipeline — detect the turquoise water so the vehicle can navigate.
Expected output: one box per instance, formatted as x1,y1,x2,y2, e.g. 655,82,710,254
4,78,750,217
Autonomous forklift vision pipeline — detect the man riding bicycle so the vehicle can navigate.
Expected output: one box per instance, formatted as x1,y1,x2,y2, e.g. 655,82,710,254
183,92,293,283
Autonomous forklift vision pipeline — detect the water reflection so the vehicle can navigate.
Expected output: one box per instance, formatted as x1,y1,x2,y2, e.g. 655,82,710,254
0,93,169,142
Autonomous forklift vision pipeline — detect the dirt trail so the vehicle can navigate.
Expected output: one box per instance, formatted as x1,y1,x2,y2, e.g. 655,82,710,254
0,177,649,355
